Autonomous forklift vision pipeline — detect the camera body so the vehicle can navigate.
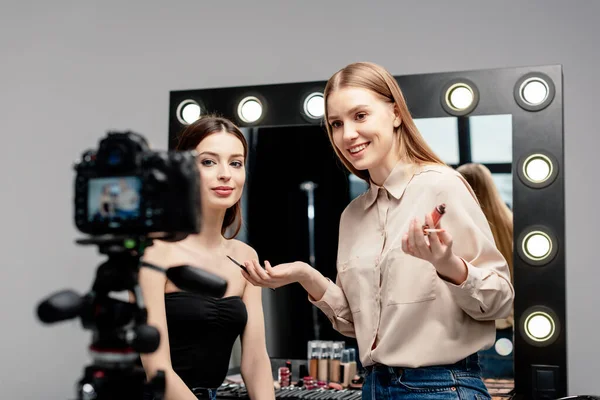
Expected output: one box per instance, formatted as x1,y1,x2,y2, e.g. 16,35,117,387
74,131,200,236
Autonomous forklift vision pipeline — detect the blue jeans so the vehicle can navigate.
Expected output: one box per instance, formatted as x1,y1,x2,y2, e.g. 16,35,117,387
363,354,491,400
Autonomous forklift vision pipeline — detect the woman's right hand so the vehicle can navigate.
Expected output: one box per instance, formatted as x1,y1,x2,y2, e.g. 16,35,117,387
241,260,308,289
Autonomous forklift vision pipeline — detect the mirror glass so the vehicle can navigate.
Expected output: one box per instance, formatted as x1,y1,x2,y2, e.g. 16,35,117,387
228,114,514,393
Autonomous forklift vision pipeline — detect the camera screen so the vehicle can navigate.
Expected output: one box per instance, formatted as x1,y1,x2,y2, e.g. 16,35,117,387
87,177,142,225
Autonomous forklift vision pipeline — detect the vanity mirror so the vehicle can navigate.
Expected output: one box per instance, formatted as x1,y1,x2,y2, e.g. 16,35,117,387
168,64,565,399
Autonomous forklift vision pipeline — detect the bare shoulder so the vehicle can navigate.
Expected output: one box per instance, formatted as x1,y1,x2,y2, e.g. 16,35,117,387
139,240,175,287
142,239,174,265
229,239,261,297
229,239,259,261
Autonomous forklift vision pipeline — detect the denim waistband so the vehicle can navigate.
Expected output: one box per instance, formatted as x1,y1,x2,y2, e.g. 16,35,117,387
366,353,481,373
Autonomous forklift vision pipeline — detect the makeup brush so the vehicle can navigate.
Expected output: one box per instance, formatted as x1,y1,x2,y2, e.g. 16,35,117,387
227,255,275,291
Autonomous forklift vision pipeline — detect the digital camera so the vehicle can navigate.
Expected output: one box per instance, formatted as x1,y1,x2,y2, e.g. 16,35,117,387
74,131,200,236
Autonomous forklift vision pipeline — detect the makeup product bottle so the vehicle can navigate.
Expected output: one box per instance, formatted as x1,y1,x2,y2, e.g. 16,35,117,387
340,349,350,388
285,360,292,383
317,341,331,382
298,364,308,381
303,375,316,390
278,367,290,387
308,341,320,379
432,203,446,226
423,203,447,234
347,348,357,382
329,342,343,383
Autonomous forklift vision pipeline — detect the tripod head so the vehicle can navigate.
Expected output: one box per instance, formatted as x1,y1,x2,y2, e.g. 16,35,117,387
36,234,228,400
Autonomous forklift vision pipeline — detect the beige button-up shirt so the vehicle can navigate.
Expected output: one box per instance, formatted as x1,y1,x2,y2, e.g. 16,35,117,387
310,162,514,368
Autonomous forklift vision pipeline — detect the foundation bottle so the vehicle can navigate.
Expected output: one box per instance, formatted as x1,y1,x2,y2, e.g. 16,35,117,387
340,349,351,387
329,341,343,383
317,341,331,382
347,348,357,381
307,340,320,379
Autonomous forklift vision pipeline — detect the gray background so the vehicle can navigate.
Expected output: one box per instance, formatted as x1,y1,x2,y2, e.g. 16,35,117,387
1,1,597,398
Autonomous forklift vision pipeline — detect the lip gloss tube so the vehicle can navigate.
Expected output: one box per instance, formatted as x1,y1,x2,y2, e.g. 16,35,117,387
423,203,446,234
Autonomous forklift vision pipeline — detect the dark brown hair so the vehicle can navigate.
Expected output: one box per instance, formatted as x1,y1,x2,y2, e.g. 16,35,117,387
323,62,445,181
176,115,248,239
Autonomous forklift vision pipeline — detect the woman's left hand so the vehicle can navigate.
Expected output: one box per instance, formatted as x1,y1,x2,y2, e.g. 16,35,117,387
241,260,304,289
401,213,465,282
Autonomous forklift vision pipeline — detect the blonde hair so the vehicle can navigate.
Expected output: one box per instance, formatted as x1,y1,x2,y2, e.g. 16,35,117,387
323,62,445,181
457,163,514,281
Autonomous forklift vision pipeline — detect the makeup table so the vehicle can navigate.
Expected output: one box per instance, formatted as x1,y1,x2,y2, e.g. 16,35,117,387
212,379,514,400
213,384,363,400
224,364,514,399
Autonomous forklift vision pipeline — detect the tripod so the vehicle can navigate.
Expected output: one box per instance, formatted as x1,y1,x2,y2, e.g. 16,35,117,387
37,234,227,400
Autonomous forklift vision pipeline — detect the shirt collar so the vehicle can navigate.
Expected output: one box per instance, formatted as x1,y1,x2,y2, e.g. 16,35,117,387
363,162,417,209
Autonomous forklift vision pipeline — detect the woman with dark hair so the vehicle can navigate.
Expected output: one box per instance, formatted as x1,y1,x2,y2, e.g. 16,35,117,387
139,115,275,400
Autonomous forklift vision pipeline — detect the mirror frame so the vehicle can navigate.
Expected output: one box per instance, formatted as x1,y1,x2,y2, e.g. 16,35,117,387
168,64,565,399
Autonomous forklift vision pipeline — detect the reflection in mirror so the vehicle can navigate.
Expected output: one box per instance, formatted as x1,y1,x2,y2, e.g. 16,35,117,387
243,124,358,362
230,115,514,392
409,114,515,389
451,114,514,392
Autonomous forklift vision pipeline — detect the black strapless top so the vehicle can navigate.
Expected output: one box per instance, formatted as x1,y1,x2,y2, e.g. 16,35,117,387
164,292,248,389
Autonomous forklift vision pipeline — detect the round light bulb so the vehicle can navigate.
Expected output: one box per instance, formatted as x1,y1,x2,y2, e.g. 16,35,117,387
448,85,474,110
526,312,555,341
524,155,552,183
181,103,201,124
176,100,202,125
304,92,324,118
238,97,263,123
494,338,513,356
522,79,549,105
524,232,552,260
